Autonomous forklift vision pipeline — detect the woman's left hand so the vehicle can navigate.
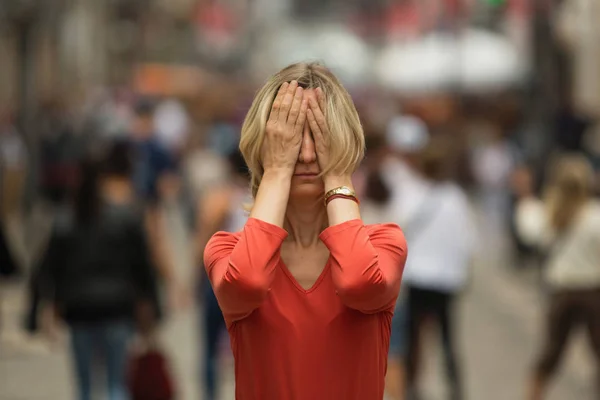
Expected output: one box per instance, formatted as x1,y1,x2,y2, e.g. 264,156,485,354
306,87,331,173
307,88,353,190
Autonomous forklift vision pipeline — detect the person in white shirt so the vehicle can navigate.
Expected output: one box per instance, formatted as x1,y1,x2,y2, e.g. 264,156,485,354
379,115,431,400
400,136,476,400
515,154,600,400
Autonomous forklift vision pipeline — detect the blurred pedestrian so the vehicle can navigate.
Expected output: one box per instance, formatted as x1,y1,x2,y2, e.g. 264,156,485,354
203,63,408,399
36,142,160,400
401,136,477,400
153,97,190,159
128,98,185,310
194,149,250,400
38,98,82,208
0,108,25,280
0,108,28,222
380,115,432,400
359,134,408,400
516,154,600,400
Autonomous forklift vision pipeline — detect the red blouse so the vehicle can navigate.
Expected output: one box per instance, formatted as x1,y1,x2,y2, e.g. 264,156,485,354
204,218,408,400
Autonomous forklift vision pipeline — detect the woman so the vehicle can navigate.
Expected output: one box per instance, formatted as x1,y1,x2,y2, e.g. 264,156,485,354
37,142,159,400
516,154,600,400
195,149,251,400
203,63,408,399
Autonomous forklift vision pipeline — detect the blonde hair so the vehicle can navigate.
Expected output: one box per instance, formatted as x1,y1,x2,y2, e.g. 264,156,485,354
239,62,365,198
544,154,595,232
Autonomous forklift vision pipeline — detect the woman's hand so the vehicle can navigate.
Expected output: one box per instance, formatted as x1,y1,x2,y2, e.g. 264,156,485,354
306,87,330,173
261,80,308,177
306,87,352,189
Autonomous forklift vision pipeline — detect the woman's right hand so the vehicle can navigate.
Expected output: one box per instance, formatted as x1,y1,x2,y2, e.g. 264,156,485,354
261,80,308,177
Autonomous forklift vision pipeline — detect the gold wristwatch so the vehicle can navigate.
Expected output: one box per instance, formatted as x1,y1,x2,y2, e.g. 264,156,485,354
324,186,357,205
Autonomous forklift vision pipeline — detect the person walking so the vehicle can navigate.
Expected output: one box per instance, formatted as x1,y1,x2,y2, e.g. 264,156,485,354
400,136,476,400
516,154,600,400
36,142,160,400
203,63,408,400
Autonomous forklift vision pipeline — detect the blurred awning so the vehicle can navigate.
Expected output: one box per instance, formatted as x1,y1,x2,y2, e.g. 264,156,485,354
375,28,527,94
133,64,211,97
376,34,458,94
250,23,373,88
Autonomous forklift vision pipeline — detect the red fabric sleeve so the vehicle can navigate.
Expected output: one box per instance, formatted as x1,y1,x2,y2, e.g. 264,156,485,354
320,220,408,314
203,218,288,325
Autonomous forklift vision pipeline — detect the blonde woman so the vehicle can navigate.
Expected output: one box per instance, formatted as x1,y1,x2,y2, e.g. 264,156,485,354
515,154,600,400
203,63,408,399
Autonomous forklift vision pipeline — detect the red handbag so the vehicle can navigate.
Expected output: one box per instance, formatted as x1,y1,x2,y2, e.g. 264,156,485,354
127,344,175,400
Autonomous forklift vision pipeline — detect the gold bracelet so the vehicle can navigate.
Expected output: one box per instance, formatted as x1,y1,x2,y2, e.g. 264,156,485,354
323,186,357,205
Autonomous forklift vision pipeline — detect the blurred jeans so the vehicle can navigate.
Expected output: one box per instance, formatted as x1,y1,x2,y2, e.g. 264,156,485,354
70,320,132,400
389,295,408,358
200,277,226,400
406,286,462,400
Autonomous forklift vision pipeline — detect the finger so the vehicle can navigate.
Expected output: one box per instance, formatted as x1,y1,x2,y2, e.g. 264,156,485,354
294,99,308,136
308,96,329,135
287,86,304,125
270,82,289,122
306,109,324,144
316,87,326,113
278,80,298,124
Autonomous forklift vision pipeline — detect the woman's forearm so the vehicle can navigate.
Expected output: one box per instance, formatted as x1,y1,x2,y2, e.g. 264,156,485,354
249,170,293,228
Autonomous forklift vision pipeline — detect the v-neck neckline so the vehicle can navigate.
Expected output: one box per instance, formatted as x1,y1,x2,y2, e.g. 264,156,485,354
279,257,331,294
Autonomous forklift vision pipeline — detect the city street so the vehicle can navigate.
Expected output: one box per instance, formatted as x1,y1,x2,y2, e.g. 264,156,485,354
0,209,596,400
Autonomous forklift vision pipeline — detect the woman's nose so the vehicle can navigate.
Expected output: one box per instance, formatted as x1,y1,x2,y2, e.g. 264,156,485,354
298,127,317,164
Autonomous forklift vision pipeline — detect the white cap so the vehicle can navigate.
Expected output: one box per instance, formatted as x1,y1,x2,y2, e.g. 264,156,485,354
385,115,430,153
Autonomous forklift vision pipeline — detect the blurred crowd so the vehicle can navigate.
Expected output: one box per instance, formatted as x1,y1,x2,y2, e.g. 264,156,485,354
2,0,600,399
